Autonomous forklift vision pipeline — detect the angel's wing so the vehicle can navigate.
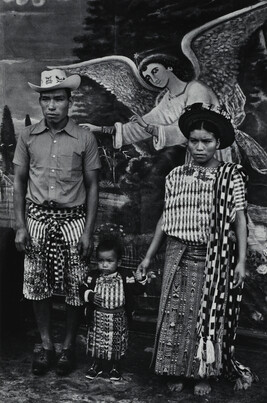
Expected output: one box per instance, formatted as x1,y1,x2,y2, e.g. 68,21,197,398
50,56,158,115
182,1,267,105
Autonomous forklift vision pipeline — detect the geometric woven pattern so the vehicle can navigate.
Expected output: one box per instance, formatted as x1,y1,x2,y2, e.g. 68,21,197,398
195,163,256,383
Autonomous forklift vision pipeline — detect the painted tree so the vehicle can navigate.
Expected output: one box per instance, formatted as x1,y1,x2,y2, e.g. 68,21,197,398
0,106,16,175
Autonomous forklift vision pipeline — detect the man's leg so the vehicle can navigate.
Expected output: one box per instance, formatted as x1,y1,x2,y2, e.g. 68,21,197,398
33,298,54,349
62,303,81,349
56,304,82,375
32,298,56,375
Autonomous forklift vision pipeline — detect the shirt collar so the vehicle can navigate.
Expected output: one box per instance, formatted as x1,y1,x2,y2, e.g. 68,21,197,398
30,117,78,138
100,271,118,278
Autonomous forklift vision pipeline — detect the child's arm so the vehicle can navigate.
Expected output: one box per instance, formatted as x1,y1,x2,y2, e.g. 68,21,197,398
80,276,95,303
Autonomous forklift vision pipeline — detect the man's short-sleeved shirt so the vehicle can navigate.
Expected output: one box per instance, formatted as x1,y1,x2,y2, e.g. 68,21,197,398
13,118,101,208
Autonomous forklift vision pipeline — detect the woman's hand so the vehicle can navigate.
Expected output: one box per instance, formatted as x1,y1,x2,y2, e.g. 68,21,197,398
79,123,102,132
233,262,246,288
136,257,151,279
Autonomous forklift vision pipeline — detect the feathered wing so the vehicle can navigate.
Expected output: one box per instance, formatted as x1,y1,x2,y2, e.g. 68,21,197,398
182,1,267,174
50,56,158,115
181,1,267,108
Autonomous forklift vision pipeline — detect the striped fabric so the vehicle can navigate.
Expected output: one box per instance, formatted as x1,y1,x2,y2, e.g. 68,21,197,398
162,164,245,244
94,273,125,309
195,163,257,385
24,202,89,305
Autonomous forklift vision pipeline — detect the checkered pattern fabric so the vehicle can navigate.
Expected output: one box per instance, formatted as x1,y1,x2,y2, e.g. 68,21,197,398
27,202,86,287
195,163,256,383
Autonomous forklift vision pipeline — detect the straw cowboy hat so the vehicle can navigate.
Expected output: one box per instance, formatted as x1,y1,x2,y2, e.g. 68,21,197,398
28,69,81,92
179,103,235,149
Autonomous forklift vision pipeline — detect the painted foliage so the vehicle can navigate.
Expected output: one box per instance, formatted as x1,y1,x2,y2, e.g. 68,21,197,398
0,0,267,330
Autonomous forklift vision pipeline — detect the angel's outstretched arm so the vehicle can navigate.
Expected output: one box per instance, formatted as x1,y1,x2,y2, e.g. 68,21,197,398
113,100,187,150
112,80,218,150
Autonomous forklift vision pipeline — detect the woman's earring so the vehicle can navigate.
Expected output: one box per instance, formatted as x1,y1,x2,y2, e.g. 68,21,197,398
167,67,173,71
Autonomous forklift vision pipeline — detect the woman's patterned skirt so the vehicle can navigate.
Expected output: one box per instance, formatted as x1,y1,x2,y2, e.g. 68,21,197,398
155,237,207,378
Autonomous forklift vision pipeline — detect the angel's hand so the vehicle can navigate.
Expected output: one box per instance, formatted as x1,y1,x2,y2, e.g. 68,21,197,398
130,114,147,128
130,115,158,138
79,123,102,132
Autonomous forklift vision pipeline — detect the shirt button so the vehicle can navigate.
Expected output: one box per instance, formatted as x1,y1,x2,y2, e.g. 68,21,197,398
53,140,57,143
51,169,55,173
52,155,56,158
51,186,54,189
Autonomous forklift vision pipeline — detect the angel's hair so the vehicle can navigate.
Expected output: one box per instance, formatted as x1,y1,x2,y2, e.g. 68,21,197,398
96,238,123,260
187,120,220,141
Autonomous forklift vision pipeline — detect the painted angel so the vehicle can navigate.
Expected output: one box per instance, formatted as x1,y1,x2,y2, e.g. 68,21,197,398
55,2,267,175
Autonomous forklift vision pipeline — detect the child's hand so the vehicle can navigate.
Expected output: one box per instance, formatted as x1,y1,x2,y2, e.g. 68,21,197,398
135,269,147,281
93,292,103,306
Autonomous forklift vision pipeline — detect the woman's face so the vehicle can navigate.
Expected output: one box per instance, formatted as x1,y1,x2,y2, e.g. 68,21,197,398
187,129,220,166
142,63,170,88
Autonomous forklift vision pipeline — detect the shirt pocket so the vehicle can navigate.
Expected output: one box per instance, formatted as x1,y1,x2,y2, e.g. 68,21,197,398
59,151,83,181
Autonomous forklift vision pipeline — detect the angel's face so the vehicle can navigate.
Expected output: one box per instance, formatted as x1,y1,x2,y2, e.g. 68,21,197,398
142,63,170,88
188,129,220,167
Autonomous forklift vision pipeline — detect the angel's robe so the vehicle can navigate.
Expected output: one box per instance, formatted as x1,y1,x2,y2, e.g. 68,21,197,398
113,80,232,162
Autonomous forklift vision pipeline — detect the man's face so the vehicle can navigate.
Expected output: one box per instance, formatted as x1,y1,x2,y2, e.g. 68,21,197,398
39,89,72,126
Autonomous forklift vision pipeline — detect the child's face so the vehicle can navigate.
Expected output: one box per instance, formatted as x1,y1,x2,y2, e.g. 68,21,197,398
97,249,120,275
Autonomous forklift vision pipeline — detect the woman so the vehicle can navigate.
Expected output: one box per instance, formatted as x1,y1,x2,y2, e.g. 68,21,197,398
136,103,257,395
85,53,231,161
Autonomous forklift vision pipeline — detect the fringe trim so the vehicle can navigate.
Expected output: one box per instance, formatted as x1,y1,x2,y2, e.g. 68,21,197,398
196,336,220,378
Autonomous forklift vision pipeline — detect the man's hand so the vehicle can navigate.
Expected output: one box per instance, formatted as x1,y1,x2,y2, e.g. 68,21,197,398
77,233,94,261
233,262,246,288
15,227,31,252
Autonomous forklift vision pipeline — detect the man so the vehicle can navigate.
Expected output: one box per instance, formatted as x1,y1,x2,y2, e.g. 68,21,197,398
13,69,101,376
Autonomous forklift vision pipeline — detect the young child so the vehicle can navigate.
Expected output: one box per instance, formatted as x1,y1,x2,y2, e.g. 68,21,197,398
81,237,147,381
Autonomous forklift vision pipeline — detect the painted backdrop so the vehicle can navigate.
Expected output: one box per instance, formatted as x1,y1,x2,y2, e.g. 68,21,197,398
1,0,267,332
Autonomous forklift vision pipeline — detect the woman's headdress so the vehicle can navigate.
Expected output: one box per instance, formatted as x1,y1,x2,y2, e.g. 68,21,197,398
179,103,235,149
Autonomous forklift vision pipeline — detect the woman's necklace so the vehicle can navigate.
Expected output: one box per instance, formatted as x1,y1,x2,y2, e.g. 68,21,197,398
168,82,189,100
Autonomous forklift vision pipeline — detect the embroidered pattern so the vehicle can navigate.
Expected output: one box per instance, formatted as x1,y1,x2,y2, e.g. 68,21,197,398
24,202,89,306
87,273,128,360
163,164,245,244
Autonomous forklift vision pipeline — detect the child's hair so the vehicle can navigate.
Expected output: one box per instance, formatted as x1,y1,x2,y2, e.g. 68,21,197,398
96,237,123,260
